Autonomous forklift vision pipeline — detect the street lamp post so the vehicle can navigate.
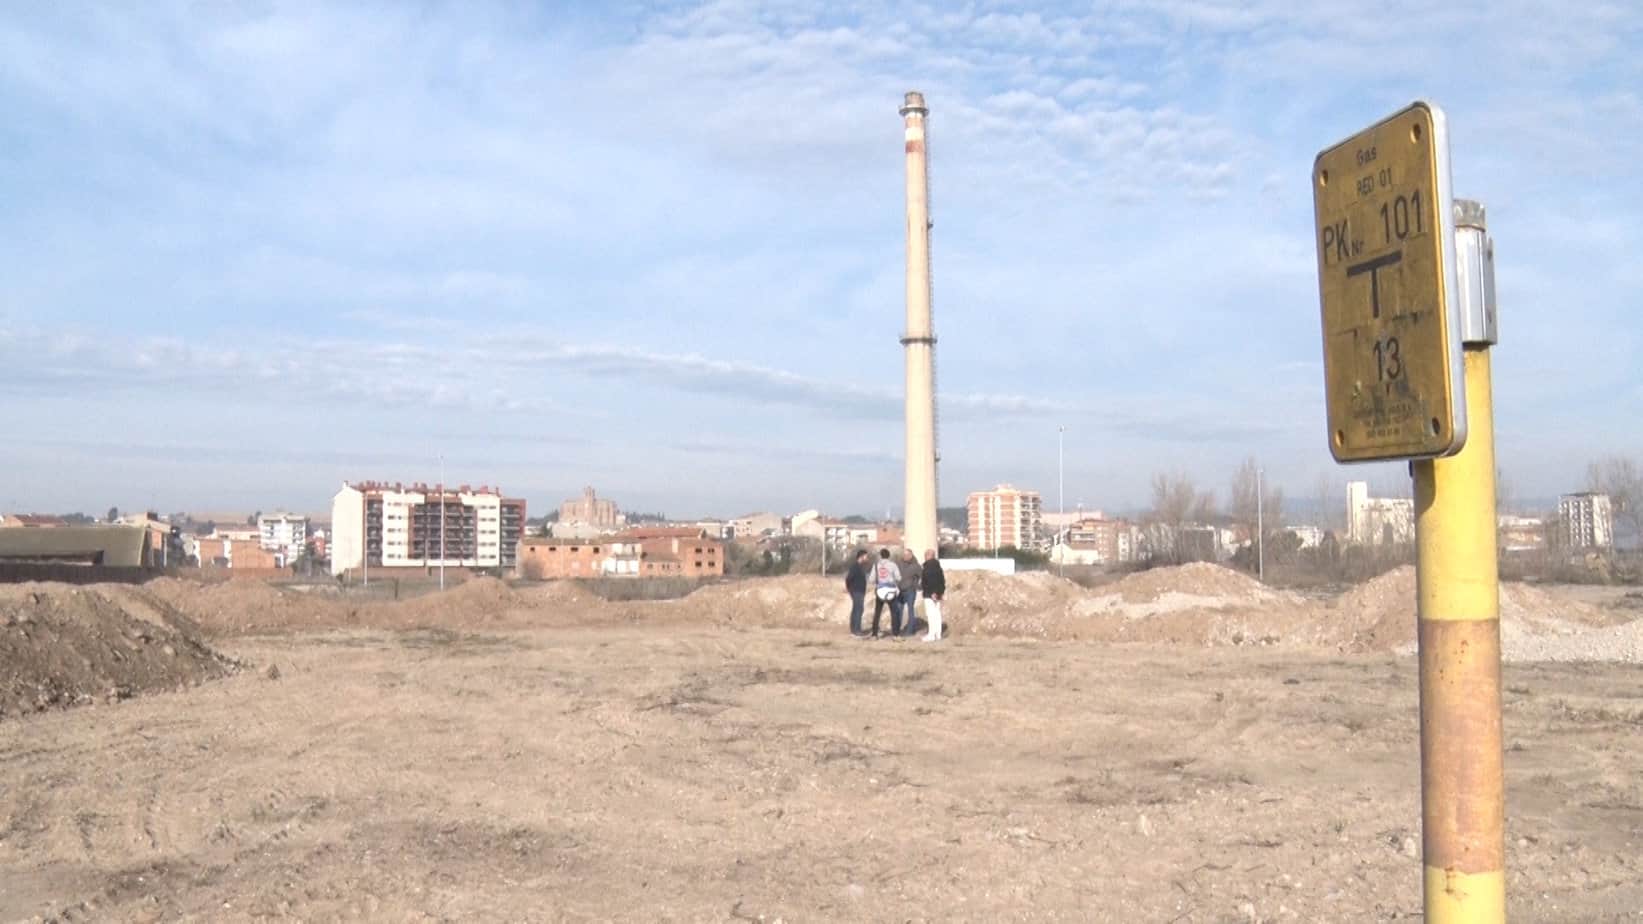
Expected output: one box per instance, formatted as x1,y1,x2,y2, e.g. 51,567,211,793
1057,425,1065,575
1257,465,1265,583
439,455,446,592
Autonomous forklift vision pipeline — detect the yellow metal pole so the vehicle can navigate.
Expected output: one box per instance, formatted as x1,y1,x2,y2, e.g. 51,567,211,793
1413,346,1505,921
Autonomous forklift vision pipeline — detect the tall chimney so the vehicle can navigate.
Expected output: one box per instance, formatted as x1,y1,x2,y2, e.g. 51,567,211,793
900,91,939,556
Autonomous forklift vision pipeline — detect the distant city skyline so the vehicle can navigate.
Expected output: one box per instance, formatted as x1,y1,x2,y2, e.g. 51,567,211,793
3,3,1639,515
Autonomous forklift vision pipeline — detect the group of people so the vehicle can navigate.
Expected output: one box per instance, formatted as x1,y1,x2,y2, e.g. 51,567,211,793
842,547,946,641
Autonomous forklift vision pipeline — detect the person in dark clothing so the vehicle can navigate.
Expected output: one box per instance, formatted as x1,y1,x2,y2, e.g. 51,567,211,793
844,549,869,638
920,549,947,642
869,547,902,638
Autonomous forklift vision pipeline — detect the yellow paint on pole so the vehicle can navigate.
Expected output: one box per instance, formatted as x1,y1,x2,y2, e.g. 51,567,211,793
1424,867,1507,921
1413,347,1505,923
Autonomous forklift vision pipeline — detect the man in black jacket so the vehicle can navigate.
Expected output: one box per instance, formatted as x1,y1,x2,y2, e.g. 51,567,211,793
920,549,947,642
844,549,869,638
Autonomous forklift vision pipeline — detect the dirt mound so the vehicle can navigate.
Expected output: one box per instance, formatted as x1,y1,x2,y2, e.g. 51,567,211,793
665,576,839,628
67,568,1636,662
138,576,342,633
1331,566,1417,651
138,576,550,634
516,579,607,611
1106,562,1282,604
384,577,523,627
1329,566,1632,656
933,566,1326,646
0,583,235,719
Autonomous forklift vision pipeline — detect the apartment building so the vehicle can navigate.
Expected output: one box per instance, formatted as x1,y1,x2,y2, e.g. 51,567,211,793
1558,493,1614,550
257,512,310,564
330,481,526,576
1346,481,1415,546
731,512,784,539
966,484,1043,551
1051,517,1137,565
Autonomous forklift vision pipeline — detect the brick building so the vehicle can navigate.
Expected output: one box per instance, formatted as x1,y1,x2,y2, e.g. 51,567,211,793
517,527,723,580
193,536,280,570
0,514,67,528
966,484,1043,551
1051,517,1137,565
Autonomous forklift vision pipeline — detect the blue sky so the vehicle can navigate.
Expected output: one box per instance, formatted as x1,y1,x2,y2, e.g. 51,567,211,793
2,1,1639,520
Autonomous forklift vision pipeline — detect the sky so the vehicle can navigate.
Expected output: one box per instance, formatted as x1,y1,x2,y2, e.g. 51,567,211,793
2,1,1640,521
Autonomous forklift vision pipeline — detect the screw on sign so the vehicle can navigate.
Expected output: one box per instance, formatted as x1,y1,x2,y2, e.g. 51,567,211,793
1312,100,1465,463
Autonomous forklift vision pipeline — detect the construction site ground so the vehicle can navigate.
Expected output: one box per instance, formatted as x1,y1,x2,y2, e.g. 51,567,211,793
3,567,1641,922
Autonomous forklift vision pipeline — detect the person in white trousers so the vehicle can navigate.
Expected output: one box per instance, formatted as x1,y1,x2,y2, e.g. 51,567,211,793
920,549,946,642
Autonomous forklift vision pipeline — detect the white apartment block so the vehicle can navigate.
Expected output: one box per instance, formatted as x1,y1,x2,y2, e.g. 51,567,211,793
330,481,526,576
257,512,309,561
1346,481,1415,546
1558,493,1614,550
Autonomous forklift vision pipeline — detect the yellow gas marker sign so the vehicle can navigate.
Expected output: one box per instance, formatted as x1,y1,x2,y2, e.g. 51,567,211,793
1313,101,1466,462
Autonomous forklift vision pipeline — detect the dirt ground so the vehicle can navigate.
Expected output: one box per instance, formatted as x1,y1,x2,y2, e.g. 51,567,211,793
3,622,1642,921
4,567,1642,921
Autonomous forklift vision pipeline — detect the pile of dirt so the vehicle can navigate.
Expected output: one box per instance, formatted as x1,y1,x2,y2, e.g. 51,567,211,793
0,583,235,720
384,576,523,627
1508,617,1643,662
664,575,839,629
137,576,553,634
942,570,1085,637
1332,566,1418,651
138,576,343,633
53,565,1640,664
935,565,1328,647
1104,562,1285,604
1328,566,1641,659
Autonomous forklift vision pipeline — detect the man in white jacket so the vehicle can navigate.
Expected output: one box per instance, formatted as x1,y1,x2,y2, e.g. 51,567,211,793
869,548,902,638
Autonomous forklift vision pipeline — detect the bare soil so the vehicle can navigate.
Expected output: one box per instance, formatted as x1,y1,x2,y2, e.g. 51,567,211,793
0,584,234,719
3,567,1641,922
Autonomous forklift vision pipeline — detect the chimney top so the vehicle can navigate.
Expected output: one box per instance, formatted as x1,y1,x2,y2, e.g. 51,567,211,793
900,91,927,116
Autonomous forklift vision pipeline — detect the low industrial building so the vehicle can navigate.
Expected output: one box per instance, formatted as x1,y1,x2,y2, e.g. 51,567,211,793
517,527,723,580
0,525,155,580
193,536,281,571
1499,516,1548,554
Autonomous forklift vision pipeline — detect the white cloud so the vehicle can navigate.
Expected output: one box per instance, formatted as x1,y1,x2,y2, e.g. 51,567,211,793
0,1,1639,513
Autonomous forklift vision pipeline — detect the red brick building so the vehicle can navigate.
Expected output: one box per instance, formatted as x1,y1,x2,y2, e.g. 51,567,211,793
517,527,722,580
